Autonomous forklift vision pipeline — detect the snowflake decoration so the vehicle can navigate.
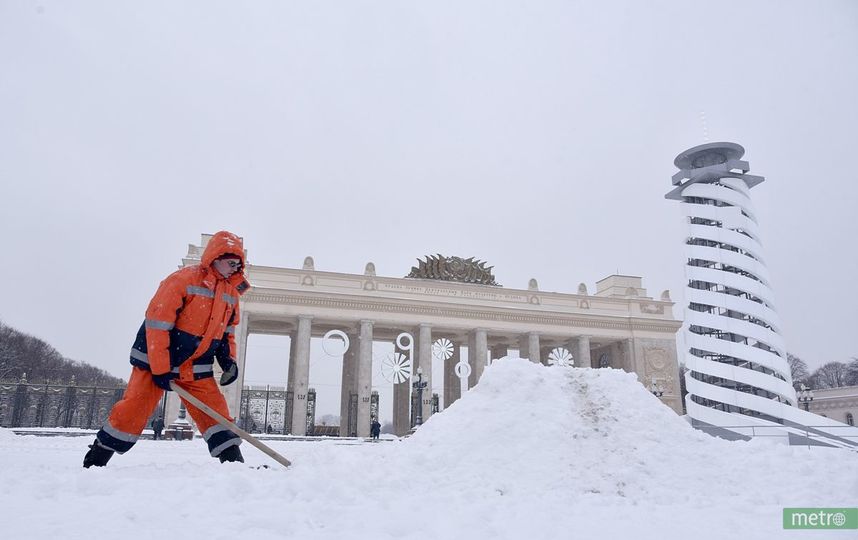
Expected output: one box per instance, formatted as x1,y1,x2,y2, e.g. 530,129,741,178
547,347,574,367
432,338,454,360
381,352,412,384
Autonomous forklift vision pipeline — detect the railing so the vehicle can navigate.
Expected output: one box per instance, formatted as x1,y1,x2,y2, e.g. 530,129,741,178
692,422,858,450
0,380,124,429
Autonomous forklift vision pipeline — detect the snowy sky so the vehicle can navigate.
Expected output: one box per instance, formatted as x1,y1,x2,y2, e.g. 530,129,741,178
1,1,857,419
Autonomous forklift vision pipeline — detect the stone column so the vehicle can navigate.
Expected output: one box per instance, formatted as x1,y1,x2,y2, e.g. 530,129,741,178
392,335,411,436
564,338,580,368
577,335,592,368
289,315,312,436
490,345,507,363
417,324,433,422
284,331,297,434
339,332,357,437
356,320,373,437
444,342,462,408
626,338,641,375
610,341,626,371
227,315,250,417
467,329,488,388
287,331,297,393
518,332,541,364
540,346,553,366
626,337,646,381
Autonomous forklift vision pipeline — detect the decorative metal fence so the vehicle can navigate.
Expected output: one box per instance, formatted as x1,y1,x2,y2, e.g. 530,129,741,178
238,385,291,434
0,380,124,429
1,380,368,438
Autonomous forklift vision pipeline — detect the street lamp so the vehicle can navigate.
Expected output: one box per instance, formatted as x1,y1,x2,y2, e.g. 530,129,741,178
798,383,814,412
412,367,428,426
650,377,664,398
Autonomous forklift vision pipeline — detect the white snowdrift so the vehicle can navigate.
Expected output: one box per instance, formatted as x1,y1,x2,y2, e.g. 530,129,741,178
1,357,856,540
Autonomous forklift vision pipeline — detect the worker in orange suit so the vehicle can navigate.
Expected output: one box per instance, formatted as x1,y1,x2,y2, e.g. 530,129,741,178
84,231,250,468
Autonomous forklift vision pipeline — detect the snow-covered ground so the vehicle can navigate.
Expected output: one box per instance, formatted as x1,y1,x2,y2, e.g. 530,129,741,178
2,358,856,539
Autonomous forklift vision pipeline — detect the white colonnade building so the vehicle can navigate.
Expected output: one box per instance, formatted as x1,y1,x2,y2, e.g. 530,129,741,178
178,235,684,438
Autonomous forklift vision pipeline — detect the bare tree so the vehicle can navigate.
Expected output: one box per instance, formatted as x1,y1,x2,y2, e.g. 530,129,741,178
787,353,810,389
847,357,858,387
0,323,23,380
808,361,851,389
0,320,124,386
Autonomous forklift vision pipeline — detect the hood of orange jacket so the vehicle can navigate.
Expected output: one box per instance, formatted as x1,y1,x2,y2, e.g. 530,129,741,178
201,230,246,268
202,230,250,292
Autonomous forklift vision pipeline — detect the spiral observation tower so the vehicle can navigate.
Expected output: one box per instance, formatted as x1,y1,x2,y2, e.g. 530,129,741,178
667,143,857,447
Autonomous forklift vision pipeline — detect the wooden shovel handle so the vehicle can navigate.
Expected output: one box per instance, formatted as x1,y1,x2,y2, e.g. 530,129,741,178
170,382,292,468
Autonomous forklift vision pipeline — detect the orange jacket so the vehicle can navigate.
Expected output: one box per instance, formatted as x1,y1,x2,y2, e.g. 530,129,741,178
129,231,250,381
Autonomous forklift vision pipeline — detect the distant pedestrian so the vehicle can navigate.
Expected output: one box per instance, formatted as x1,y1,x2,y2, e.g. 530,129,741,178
151,416,165,440
370,418,381,441
83,231,250,468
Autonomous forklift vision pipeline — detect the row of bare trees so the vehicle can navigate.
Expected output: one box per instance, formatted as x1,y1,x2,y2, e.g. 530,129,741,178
788,353,858,390
0,320,125,386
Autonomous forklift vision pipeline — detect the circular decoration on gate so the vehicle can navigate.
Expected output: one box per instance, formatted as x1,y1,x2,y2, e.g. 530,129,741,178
321,330,350,357
454,360,471,380
396,332,414,353
432,338,454,361
547,347,574,367
382,352,413,384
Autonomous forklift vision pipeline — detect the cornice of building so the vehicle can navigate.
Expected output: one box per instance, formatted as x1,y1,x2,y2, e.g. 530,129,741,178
242,290,683,333
812,398,858,410
811,386,858,399
245,265,675,310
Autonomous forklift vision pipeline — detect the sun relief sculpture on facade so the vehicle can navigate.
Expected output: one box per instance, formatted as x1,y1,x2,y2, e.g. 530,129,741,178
406,254,500,286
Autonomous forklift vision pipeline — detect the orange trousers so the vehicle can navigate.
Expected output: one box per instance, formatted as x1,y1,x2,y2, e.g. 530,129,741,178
97,367,238,455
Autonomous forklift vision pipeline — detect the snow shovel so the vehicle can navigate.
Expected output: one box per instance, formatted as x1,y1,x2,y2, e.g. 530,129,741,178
170,381,292,468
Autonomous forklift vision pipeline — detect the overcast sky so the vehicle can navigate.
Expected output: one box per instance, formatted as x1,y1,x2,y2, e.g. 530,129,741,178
1,1,856,421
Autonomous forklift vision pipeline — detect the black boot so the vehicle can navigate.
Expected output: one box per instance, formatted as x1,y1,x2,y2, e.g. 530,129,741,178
218,445,244,463
83,440,114,468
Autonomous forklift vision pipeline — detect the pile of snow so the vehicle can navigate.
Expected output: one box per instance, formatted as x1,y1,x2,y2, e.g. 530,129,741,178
409,357,857,505
2,358,856,540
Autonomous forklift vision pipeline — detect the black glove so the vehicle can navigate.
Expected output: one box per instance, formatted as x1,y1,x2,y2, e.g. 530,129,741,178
219,358,239,386
152,372,178,391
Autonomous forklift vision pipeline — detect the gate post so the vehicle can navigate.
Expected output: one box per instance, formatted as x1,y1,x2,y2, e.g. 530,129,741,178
285,391,294,434
370,390,379,422
348,392,358,437
63,376,77,427
36,382,49,427
11,373,28,427
263,385,270,433
85,386,99,429
410,391,418,428
306,388,316,435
